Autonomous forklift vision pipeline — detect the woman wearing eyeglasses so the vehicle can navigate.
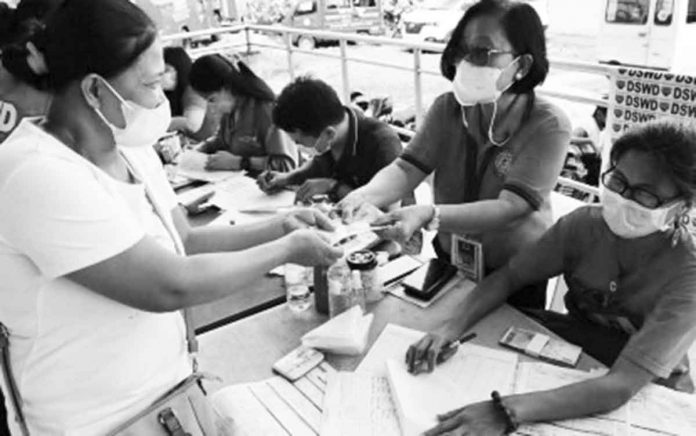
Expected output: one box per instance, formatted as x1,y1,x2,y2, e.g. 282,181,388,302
339,0,570,309
406,120,696,434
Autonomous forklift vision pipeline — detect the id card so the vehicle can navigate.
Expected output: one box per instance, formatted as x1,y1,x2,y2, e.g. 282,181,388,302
451,234,484,282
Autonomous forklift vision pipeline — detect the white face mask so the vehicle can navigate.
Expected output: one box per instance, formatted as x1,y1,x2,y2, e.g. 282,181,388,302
453,59,519,147
92,77,172,148
601,187,684,239
452,58,518,107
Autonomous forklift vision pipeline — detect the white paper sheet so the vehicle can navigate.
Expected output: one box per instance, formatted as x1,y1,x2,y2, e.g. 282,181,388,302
176,150,242,183
515,362,696,436
211,175,296,212
386,343,519,436
320,372,402,436
356,324,426,376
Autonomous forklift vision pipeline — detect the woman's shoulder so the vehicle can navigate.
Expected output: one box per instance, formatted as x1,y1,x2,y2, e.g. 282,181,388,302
0,121,82,181
528,95,572,133
556,204,607,241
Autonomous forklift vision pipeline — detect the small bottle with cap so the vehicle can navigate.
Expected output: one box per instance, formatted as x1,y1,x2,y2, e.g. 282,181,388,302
347,250,382,303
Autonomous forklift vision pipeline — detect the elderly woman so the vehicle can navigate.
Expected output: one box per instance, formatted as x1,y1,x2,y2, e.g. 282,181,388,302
340,0,571,309
0,0,340,433
408,120,696,435
190,54,298,173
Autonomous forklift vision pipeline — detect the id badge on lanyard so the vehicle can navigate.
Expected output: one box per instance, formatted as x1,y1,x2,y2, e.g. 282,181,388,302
451,234,484,283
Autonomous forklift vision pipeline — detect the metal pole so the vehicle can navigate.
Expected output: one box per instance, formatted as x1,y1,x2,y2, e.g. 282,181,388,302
339,39,350,104
285,32,295,80
413,48,424,127
244,26,251,58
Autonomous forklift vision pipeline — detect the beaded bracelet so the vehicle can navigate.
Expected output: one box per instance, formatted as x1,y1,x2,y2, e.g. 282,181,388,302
491,390,519,434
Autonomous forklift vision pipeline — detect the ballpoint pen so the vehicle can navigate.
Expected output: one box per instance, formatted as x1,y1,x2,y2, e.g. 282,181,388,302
436,332,477,364
410,332,478,374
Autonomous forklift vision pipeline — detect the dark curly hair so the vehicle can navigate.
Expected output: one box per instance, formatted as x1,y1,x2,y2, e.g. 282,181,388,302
610,120,696,202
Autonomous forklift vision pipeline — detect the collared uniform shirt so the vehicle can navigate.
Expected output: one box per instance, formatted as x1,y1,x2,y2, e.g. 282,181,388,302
292,107,402,194
401,92,571,270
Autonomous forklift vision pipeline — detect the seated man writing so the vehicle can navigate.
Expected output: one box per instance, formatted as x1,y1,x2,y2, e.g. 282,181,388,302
257,76,402,203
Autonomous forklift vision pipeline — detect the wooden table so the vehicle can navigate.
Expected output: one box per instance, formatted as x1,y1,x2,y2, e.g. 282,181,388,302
182,194,287,332
198,277,603,387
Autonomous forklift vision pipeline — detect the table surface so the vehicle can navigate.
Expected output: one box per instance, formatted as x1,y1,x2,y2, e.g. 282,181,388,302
198,277,603,387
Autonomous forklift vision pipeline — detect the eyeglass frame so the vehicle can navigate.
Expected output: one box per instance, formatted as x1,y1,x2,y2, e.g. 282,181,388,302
601,167,684,209
452,45,514,67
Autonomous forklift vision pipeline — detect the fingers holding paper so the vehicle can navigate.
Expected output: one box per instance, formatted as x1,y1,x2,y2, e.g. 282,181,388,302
282,208,336,234
372,205,433,244
424,401,508,436
286,229,343,267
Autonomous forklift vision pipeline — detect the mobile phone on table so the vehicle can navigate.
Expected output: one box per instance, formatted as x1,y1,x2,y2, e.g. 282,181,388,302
402,258,457,301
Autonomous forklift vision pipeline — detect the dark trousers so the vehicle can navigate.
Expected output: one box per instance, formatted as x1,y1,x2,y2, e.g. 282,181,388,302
0,388,8,436
433,238,547,310
522,309,694,393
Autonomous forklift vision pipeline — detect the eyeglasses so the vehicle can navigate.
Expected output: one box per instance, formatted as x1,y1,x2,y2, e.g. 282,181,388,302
601,168,681,209
453,45,514,67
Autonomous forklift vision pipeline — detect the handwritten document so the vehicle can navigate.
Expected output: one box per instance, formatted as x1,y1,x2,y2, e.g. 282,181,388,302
386,343,519,436
515,362,696,436
320,372,402,436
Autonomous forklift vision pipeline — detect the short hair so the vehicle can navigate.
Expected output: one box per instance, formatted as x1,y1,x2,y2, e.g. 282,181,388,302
189,54,275,101
610,120,696,201
42,0,157,90
273,76,344,137
440,0,548,94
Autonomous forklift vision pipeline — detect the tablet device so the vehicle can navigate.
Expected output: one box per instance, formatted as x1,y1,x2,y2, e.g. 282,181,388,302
402,258,457,301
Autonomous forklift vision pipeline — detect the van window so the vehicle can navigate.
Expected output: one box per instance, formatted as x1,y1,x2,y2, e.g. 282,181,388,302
354,0,376,6
688,0,696,23
327,0,351,10
296,0,316,15
605,0,649,24
654,0,673,25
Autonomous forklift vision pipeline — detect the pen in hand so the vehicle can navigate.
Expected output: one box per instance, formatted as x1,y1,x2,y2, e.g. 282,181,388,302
410,332,477,375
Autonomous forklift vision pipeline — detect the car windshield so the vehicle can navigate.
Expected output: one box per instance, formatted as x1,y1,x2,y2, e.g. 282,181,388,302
421,0,464,10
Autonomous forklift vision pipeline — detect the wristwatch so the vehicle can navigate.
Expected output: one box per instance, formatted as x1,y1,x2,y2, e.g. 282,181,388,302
425,205,441,231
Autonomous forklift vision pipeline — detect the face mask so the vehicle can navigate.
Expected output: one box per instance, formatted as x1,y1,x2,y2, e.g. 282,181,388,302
92,77,172,148
313,133,332,156
453,59,520,147
452,58,518,107
601,187,684,239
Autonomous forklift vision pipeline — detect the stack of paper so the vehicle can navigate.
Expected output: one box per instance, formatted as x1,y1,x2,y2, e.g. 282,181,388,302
386,344,519,436
302,306,374,355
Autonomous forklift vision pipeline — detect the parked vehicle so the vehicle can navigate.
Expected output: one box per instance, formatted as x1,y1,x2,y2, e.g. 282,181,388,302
283,0,385,49
401,0,546,44
598,0,696,72
401,0,472,44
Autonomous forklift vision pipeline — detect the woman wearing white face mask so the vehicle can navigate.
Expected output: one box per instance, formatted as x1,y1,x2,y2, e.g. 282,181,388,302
0,0,342,434
406,119,696,434
339,0,571,309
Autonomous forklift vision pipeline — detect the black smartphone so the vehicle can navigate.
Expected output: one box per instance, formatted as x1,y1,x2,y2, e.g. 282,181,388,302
402,258,457,301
